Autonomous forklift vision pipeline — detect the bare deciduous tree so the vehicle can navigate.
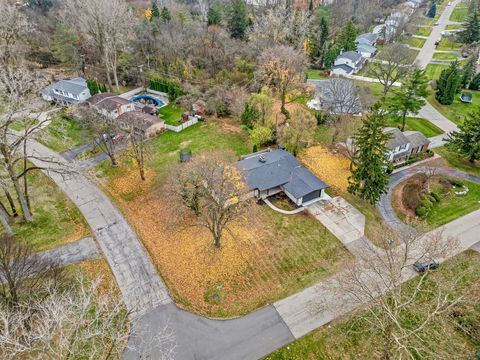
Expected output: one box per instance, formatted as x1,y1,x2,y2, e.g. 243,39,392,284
319,78,362,115
170,152,248,248
64,0,133,93
255,45,308,118
0,0,31,65
332,232,464,360
368,43,414,96
278,108,316,155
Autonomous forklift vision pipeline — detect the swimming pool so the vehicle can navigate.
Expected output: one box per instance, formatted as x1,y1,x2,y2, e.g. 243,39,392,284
130,94,166,109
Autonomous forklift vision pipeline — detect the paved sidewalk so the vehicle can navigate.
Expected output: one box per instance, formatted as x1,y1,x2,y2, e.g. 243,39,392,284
22,136,172,317
36,237,100,267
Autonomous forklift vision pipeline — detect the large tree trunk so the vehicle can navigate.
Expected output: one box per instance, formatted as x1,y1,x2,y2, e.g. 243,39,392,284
0,204,13,236
401,111,407,131
280,88,289,119
111,51,120,94
1,185,18,217
104,51,114,93
12,176,32,222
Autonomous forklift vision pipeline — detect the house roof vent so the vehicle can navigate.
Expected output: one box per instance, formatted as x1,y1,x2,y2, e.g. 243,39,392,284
259,154,267,163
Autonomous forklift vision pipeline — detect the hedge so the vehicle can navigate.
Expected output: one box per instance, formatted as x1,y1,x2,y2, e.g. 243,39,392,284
149,78,185,101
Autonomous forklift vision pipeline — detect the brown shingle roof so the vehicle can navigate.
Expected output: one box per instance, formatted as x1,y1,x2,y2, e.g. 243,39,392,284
116,111,163,131
87,93,133,112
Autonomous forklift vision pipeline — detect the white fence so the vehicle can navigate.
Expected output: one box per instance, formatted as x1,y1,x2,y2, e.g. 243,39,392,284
164,117,198,133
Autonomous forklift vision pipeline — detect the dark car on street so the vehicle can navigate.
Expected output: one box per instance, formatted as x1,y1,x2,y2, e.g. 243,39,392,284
413,259,440,273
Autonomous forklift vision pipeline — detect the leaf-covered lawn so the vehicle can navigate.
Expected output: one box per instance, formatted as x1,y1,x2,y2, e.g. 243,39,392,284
94,121,350,317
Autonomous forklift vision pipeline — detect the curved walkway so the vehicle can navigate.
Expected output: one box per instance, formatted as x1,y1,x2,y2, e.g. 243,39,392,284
378,165,480,239
22,136,172,317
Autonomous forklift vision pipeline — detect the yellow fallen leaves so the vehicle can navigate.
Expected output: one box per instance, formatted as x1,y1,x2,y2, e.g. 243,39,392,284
300,146,351,193
80,258,120,298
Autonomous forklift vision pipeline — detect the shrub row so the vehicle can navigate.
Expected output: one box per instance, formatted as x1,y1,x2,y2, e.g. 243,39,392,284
149,78,184,101
415,191,441,218
393,150,434,169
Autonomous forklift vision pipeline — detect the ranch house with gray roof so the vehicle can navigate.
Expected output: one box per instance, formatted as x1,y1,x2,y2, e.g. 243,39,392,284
235,149,329,206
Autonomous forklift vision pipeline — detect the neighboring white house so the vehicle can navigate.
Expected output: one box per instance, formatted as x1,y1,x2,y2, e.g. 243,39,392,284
356,33,378,47
41,77,91,106
86,92,136,119
357,44,377,58
332,51,365,76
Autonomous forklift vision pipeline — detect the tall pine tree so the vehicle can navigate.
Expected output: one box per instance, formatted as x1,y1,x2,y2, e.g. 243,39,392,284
461,55,477,88
152,1,160,18
227,0,249,39
446,109,480,163
339,20,357,52
161,6,171,23
207,7,222,26
386,69,429,131
436,61,462,105
460,10,480,44
427,3,436,18
348,106,391,205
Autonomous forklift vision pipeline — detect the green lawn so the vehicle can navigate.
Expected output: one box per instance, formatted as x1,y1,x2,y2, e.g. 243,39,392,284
436,37,462,51
97,121,251,187
425,63,449,80
426,179,480,228
432,52,459,60
9,170,90,252
266,251,480,359
306,69,328,80
445,24,463,30
385,117,444,138
401,36,426,48
414,26,432,37
36,112,95,152
450,6,469,22
427,90,480,124
158,103,186,126
434,146,480,177
376,47,419,62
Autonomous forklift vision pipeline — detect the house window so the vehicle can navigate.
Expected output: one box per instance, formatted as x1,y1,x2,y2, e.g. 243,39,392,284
399,144,407,151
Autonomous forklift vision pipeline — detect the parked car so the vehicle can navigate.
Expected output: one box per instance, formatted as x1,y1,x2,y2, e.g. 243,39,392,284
413,259,440,273
434,39,441,46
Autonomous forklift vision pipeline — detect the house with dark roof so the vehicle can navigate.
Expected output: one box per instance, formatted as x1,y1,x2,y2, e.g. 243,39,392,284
357,44,377,58
356,33,378,47
115,111,165,138
235,149,329,206
384,127,430,164
41,77,91,106
86,93,135,119
331,51,365,76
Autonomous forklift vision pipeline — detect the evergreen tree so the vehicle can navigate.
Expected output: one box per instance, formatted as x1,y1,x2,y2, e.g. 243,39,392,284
427,3,436,18
207,7,222,26
446,109,480,163
461,55,477,88
339,20,357,52
386,69,429,131
161,6,171,22
324,44,341,68
87,80,99,96
319,17,330,67
227,0,249,40
469,72,480,90
152,1,160,18
348,106,391,205
307,0,314,16
436,61,462,105
460,10,480,44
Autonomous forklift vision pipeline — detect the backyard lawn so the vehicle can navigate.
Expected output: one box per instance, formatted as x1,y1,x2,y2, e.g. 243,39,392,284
445,24,463,30
93,121,351,317
433,147,480,177
158,102,186,126
432,52,459,60
9,170,90,252
436,37,462,51
36,112,95,152
266,251,480,359
401,35,426,49
427,90,479,124
385,117,444,138
450,6,469,22
425,63,449,80
306,69,328,80
414,26,432,37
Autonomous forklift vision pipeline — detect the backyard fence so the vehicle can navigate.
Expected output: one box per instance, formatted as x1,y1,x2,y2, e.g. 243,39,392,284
164,117,198,133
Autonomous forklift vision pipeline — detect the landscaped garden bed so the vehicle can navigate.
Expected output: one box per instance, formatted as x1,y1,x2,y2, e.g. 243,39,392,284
392,173,480,230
